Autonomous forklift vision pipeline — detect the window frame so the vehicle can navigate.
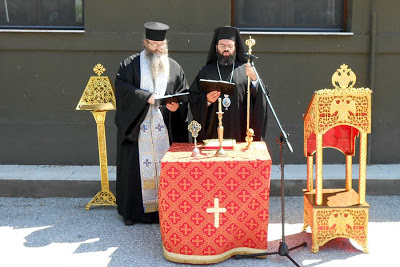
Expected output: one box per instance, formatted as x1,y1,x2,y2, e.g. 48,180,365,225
231,0,348,32
0,0,84,30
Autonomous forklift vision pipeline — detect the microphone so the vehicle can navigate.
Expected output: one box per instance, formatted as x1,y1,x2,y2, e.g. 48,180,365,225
244,53,258,60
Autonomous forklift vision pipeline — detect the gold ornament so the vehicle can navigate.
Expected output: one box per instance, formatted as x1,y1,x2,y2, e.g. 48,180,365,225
93,63,106,76
302,189,369,254
188,120,202,157
244,36,256,149
303,65,372,253
330,97,356,122
188,120,201,138
76,63,116,111
76,64,117,210
332,64,357,89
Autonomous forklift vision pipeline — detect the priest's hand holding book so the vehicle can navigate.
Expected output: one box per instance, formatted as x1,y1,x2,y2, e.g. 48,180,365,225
207,91,221,104
166,102,179,112
147,94,156,105
147,92,189,112
199,79,234,105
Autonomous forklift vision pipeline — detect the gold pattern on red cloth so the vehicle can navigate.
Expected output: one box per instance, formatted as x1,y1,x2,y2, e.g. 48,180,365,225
159,142,271,263
303,87,371,157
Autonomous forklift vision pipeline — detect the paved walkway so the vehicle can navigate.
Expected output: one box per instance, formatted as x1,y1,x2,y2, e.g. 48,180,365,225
1,196,399,267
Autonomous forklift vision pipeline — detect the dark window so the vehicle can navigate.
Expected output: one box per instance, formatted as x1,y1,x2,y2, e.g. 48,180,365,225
233,0,347,32
0,0,83,30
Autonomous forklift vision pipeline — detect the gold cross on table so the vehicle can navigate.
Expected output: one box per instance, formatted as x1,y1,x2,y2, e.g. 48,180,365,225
188,120,201,138
188,120,202,157
206,198,227,228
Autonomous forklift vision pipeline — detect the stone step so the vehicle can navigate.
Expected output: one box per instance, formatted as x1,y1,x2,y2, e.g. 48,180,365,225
0,164,399,197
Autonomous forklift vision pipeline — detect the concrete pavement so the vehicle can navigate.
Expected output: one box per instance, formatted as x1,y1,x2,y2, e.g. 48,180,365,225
1,164,399,266
1,196,399,267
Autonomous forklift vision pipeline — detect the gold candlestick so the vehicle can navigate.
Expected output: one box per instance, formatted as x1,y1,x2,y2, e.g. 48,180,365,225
215,98,226,157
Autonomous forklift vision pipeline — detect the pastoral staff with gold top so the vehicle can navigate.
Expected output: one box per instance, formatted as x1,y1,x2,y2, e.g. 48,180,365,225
189,26,267,142
114,22,188,226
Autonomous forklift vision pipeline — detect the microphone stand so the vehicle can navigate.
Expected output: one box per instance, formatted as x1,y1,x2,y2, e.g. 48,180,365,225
234,57,306,266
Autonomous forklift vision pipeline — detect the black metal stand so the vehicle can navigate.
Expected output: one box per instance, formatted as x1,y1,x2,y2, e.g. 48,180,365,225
234,57,306,266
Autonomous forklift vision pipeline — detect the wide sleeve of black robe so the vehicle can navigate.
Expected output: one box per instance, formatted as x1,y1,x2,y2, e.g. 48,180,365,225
114,54,189,144
114,54,153,143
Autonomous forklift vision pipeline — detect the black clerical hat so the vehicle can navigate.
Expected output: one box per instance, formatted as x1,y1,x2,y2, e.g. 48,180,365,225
215,26,238,42
206,26,246,64
144,22,169,41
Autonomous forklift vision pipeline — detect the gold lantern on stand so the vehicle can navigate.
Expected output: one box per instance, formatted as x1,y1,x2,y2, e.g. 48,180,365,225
302,64,372,253
76,64,117,210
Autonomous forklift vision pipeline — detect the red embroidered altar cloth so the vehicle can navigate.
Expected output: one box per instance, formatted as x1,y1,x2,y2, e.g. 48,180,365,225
159,142,272,264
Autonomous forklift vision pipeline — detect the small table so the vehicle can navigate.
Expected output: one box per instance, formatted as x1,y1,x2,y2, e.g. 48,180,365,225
302,188,369,253
159,142,272,264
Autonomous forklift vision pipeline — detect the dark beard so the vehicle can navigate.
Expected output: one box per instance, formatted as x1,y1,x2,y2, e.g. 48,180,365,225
217,50,236,66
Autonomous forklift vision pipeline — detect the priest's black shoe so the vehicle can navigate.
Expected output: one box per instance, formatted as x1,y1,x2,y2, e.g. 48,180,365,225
123,219,136,226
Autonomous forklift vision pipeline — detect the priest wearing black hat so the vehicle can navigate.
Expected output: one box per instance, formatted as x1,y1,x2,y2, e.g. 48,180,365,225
189,26,267,142
114,22,188,225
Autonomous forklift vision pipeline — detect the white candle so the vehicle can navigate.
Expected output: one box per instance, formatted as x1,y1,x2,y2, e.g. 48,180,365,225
218,98,222,112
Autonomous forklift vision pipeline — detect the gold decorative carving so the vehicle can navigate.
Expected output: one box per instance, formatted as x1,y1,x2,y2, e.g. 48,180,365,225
303,65,372,253
303,64,372,204
76,64,116,111
332,64,357,89
330,97,356,121
328,210,354,235
188,120,202,157
93,63,106,76
311,87,371,135
245,37,256,53
302,189,369,254
76,64,117,210
188,120,201,137
85,191,116,210
302,190,314,232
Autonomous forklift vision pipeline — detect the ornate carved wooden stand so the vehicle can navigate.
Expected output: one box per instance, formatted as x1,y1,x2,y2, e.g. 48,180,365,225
303,64,372,253
76,64,117,210
302,189,369,253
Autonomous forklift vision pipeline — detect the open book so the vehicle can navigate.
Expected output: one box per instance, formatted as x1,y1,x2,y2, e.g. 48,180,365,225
199,79,235,96
154,92,190,106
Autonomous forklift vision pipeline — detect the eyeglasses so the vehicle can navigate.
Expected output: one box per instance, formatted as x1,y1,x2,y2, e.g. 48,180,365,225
146,40,166,49
218,44,235,49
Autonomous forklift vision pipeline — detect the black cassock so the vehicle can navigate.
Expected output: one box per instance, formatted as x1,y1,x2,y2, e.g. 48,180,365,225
114,54,188,223
189,60,267,142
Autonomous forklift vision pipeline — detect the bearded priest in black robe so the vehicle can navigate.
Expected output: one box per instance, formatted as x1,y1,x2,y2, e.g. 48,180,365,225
114,22,188,225
189,26,267,142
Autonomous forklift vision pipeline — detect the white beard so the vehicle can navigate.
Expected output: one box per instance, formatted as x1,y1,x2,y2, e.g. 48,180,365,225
145,51,170,82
